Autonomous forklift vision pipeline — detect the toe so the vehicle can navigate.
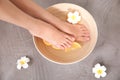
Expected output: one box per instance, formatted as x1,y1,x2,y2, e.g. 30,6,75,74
83,32,90,36
62,41,71,49
65,35,75,42
61,43,66,49
63,43,69,49
83,30,90,33
77,36,90,42
56,44,64,49
55,45,61,49
84,34,90,37
59,45,65,49
66,42,72,48
66,39,72,47
62,37,73,48
81,27,88,31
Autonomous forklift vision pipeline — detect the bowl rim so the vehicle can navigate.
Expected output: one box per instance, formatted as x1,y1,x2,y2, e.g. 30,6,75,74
32,3,98,65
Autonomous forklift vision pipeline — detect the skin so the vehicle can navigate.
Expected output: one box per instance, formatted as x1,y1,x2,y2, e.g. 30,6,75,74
10,0,90,42
0,0,75,49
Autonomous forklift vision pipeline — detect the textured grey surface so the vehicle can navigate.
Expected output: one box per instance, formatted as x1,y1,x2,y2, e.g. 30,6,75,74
0,0,120,80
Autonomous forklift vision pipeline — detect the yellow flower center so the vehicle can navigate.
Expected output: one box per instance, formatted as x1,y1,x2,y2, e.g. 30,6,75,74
71,15,76,20
97,69,103,75
20,60,25,65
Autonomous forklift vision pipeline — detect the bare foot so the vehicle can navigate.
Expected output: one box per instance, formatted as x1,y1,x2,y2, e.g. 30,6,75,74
8,0,89,42
29,19,75,49
65,22,90,42
52,21,90,42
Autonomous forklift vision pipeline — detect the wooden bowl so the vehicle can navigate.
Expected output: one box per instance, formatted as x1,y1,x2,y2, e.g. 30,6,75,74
33,3,98,64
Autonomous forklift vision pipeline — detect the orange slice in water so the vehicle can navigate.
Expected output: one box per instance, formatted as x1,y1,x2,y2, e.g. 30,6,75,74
43,40,81,52
65,42,81,52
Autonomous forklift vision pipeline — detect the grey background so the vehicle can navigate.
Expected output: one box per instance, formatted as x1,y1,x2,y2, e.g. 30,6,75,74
0,0,120,80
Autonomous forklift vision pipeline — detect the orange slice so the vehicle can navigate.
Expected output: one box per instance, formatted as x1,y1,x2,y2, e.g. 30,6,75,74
65,42,81,52
43,40,81,52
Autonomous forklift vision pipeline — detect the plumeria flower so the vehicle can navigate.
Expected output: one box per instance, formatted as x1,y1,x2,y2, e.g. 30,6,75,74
17,56,30,70
67,11,81,24
92,63,107,78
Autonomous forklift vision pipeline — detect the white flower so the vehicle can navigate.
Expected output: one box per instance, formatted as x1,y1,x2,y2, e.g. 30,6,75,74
92,63,107,78
67,11,81,24
17,56,30,70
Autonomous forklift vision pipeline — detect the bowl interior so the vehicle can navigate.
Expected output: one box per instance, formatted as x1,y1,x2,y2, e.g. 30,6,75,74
33,3,98,64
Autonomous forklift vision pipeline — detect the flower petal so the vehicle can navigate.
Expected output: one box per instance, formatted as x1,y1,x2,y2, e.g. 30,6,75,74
95,63,101,68
101,72,107,77
101,66,107,71
17,64,22,70
68,12,73,18
17,59,21,64
20,56,30,62
22,63,29,69
67,11,81,24
95,73,101,78
74,11,79,16
71,21,77,24
67,18,73,23
76,16,81,21
92,67,97,73
21,56,27,60
25,58,30,63
67,18,78,24
71,20,78,24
